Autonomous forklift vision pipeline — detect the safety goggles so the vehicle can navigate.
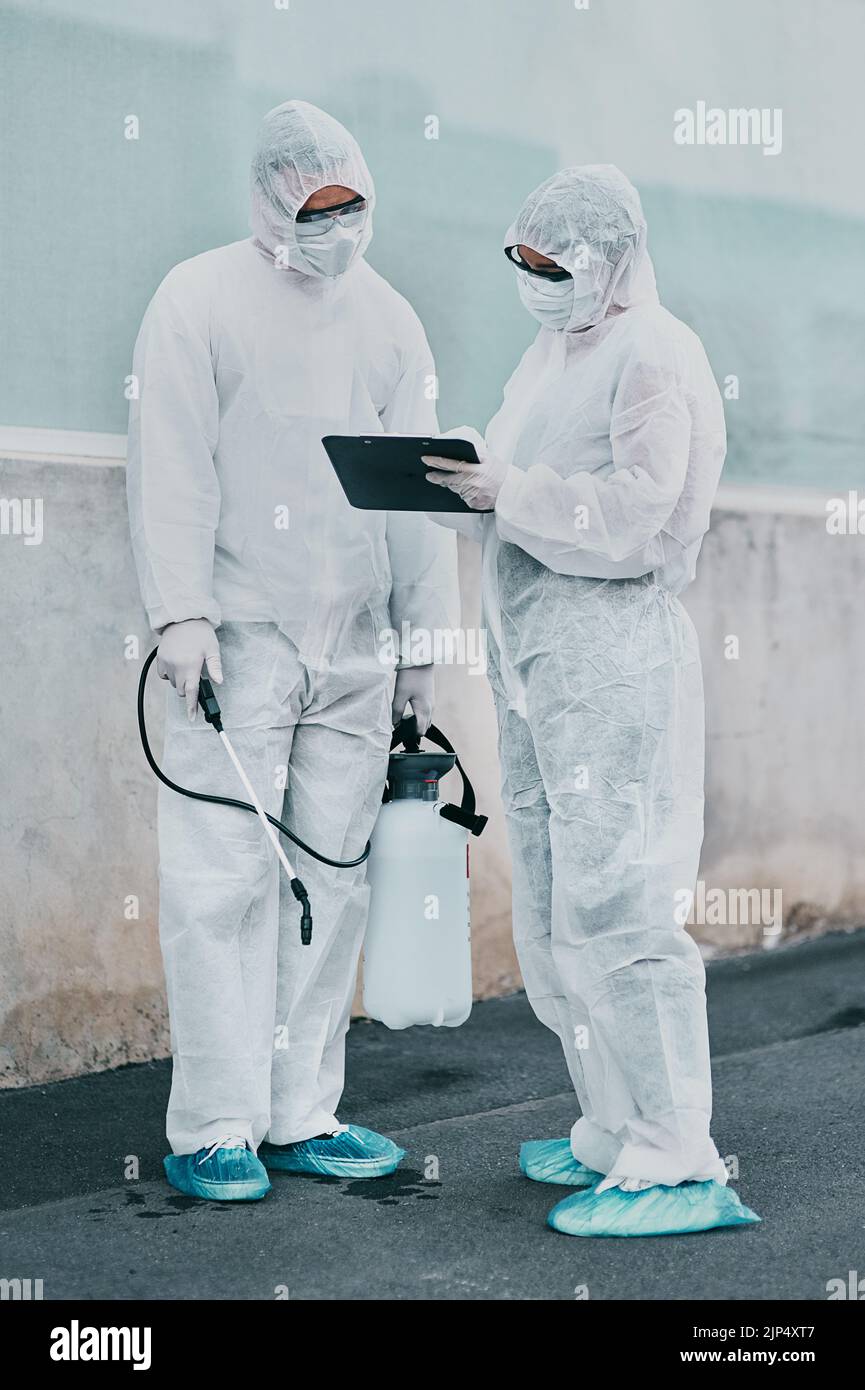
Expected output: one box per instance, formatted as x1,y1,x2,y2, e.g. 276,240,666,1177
504,245,572,282
295,194,368,235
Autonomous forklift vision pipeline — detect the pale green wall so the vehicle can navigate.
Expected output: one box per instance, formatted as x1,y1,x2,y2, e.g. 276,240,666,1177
1,0,862,484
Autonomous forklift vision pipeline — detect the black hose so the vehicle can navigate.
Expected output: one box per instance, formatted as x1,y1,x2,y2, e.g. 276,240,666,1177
136,646,371,871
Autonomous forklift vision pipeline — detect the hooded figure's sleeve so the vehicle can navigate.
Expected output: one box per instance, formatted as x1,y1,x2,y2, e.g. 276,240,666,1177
381,311,460,662
493,355,697,578
126,278,222,633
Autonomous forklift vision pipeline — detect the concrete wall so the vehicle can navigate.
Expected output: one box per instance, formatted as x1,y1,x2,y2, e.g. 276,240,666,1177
2,453,863,1086
0,455,166,1086
688,488,865,944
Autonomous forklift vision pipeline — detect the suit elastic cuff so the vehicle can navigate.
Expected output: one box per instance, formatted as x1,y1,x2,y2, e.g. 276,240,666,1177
493,465,524,523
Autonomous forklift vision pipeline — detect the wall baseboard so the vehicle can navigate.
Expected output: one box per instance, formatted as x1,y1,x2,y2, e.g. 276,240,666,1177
0,426,126,464
0,426,836,518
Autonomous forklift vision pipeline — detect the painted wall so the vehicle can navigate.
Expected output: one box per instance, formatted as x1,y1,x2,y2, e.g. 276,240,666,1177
1,0,864,485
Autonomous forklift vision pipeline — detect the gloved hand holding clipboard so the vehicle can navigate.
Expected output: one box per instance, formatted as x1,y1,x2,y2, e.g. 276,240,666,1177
322,433,490,513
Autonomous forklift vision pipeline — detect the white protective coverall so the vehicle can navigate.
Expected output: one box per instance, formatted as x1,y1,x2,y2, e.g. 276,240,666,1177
434,166,728,1188
127,101,457,1154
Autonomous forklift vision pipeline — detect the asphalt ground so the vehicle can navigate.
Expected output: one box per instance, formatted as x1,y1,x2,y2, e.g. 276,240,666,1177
1,930,863,1301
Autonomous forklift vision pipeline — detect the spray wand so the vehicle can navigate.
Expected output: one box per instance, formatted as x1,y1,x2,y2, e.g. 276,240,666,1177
195,674,312,945
137,647,372,946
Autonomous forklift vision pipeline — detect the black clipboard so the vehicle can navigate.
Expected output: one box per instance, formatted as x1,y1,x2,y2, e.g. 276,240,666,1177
322,434,489,513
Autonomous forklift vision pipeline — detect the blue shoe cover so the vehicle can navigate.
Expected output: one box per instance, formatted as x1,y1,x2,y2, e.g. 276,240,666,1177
259,1124,405,1178
548,1179,761,1237
164,1144,271,1202
520,1138,601,1187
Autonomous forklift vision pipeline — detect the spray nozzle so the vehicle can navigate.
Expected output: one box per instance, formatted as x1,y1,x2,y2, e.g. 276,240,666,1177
291,878,313,946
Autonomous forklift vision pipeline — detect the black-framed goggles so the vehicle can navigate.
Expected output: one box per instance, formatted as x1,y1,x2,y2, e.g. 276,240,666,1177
295,193,368,226
504,245,572,281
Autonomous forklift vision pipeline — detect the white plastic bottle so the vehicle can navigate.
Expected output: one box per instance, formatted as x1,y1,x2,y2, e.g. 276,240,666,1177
363,742,480,1029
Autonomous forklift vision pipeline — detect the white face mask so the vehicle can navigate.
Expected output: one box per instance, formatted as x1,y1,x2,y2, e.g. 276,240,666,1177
516,270,575,329
295,219,366,278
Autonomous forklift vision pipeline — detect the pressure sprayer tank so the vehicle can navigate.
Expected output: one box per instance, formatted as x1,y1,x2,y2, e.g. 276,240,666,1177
364,725,486,1030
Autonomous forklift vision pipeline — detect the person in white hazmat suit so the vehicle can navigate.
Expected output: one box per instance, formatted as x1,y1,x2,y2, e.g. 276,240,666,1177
425,166,759,1237
127,100,458,1201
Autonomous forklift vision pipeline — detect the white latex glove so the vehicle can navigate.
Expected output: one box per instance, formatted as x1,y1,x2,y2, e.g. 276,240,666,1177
156,618,223,722
392,663,434,735
423,442,509,511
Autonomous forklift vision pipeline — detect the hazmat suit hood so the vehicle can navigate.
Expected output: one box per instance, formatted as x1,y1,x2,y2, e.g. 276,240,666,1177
250,99,375,275
505,164,658,332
